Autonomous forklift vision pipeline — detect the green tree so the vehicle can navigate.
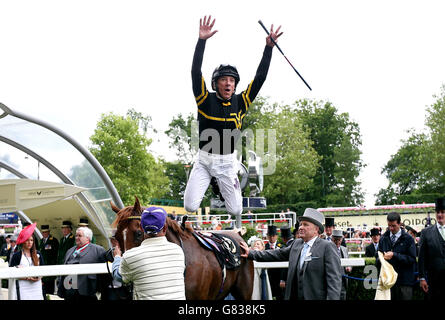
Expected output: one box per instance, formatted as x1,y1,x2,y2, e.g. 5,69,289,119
260,107,320,204
425,84,445,192
164,113,197,165
293,99,365,206
89,110,169,206
245,98,320,204
375,131,432,204
375,84,445,205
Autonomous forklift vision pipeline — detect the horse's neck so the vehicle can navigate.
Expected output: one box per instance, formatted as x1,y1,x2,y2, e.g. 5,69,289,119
166,228,184,247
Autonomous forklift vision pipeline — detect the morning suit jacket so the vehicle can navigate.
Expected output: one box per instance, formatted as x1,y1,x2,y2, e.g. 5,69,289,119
418,224,445,280
58,243,107,297
57,233,75,265
39,235,59,266
378,229,417,286
249,237,342,300
365,242,378,258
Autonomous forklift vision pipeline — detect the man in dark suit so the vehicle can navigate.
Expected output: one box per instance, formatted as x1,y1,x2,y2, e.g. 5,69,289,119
57,226,107,301
279,226,294,294
241,208,342,300
265,225,283,300
324,218,335,241
57,221,75,265
39,224,59,295
5,235,18,265
418,197,445,299
365,228,381,257
378,212,416,300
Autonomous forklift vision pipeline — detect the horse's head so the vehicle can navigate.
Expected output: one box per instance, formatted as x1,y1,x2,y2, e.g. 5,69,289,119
111,197,144,253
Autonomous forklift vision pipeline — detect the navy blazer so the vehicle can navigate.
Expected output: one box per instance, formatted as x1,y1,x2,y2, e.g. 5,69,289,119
378,229,416,286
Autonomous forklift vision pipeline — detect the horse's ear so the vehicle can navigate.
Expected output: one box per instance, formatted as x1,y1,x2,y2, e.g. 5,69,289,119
110,201,120,214
134,196,142,214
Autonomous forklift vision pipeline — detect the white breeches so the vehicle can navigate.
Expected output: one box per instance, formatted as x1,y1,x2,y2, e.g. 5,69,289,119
184,150,242,216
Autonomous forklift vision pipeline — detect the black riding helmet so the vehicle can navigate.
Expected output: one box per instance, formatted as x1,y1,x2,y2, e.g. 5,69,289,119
211,64,240,91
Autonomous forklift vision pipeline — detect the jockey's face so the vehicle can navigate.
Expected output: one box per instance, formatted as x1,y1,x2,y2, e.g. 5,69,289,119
217,76,235,100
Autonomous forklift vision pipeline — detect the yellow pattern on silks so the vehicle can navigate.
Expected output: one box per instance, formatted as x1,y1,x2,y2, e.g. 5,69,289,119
198,109,244,129
242,81,253,111
195,76,208,106
230,110,246,130
374,251,398,300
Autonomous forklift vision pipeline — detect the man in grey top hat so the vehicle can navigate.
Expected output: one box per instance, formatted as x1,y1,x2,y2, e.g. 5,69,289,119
240,208,342,300
332,229,351,300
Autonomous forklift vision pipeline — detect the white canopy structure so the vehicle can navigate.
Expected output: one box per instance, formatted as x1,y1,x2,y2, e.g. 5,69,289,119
0,103,124,247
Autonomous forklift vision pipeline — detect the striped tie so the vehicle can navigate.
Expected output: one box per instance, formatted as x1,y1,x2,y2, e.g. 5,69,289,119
391,234,396,245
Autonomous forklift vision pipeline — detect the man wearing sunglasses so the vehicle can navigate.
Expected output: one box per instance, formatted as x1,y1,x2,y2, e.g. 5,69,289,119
184,15,282,226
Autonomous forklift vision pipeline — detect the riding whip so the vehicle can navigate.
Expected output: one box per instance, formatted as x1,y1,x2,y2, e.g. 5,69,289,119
258,20,312,91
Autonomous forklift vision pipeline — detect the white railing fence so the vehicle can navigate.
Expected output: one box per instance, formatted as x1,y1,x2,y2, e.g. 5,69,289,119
0,258,364,300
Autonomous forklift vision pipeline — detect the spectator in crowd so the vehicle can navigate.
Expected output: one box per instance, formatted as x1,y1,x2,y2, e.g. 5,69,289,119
251,238,265,251
38,224,59,297
112,207,186,300
57,220,75,265
378,212,417,300
78,218,96,243
9,223,45,300
332,229,351,300
365,227,381,258
249,237,271,300
265,225,283,300
246,210,254,220
279,210,286,220
57,227,107,301
0,235,11,257
279,226,294,294
240,208,342,300
405,226,419,256
211,216,219,230
324,218,335,241
286,208,293,220
418,197,445,299
6,235,18,264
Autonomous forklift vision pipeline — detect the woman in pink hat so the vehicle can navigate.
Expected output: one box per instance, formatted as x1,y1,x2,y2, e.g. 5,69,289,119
9,223,45,300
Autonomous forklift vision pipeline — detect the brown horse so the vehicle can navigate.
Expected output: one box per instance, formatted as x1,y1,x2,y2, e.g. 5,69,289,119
110,197,254,300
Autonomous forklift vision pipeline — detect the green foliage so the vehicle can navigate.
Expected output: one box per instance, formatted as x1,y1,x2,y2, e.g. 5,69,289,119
246,99,321,204
377,84,445,205
241,224,259,242
89,110,169,206
293,99,365,207
164,113,196,164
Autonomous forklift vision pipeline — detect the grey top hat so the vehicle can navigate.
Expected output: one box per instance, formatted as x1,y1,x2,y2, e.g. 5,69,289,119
298,208,325,233
332,229,343,237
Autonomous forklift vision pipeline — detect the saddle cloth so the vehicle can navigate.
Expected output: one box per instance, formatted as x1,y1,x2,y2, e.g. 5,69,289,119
193,231,241,270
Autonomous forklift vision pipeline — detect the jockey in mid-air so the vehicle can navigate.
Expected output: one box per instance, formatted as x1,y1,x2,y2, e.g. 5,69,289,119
184,15,283,227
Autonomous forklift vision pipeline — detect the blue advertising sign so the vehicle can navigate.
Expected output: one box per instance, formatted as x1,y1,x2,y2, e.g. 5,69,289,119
0,212,19,224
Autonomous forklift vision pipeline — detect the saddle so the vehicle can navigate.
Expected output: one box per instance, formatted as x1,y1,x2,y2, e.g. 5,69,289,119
192,231,241,270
